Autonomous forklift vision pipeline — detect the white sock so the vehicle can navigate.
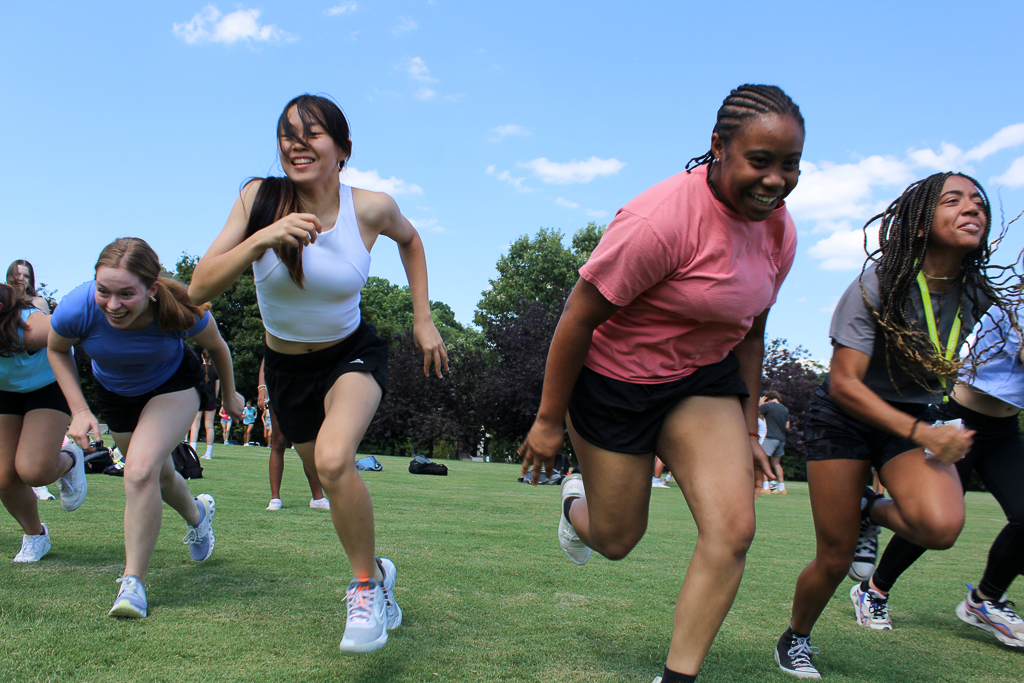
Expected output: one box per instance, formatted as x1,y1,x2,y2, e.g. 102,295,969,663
190,442,198,451
205,445,213,456
778,483,786,491
762,481,770,490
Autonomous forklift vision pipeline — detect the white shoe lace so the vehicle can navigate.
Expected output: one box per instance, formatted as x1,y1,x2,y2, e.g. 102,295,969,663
854,520,879,555
115,575,143,598
987,598,1023,624
787,635,820,669
346,583,378,626
58,452,78,495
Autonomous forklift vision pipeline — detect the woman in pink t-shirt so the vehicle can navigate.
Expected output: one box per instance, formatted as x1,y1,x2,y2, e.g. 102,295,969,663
520,84,803,683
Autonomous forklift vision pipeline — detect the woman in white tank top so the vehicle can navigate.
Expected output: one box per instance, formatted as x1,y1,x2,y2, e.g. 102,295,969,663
189,94,447,654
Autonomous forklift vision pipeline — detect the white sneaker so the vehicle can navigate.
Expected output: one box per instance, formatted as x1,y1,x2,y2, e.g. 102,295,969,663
200,453,212,460
339,579,389,653
851,582,892,630
309,497,330,510
956,583,1024,647
32,486,55,501
266,498,283,511
376,556,403,629
558,474,592,565
651,478,669,488
13,524,50,562
57,441,87,511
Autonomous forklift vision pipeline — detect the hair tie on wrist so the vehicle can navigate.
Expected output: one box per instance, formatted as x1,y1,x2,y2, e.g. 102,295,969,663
748,431,759,438
908,418,922,441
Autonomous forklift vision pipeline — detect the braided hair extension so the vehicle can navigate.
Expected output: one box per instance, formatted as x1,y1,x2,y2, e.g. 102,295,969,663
685,84,804,190
859,172,1022,389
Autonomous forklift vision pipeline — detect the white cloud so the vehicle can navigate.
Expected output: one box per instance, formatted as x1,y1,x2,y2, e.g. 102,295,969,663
519,156,625,184
406,56,436,83
786,156,914,224
325,2,357,16
339,167,423,195
173,5,295,45
993,155,1024,188
485,165,527,190
410,217,445,233
964,123,1024,162
489,124,529,142
555,197,579,209
413,87,436,101
586,209,609,219
393,15,417,35
806,226,879,271
906,123,1024,171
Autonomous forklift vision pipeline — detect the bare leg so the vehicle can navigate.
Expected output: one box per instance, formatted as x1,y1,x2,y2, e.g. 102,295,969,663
294,372,383,580
189,410,202,444
656,396,757,676
875,448,964,549
790,459,871,633
771,455,785,484
117,389,200,582
268,406,287,499
1,411,71,535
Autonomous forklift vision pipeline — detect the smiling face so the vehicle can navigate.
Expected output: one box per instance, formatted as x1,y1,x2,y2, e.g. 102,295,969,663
278,106,349,185
12,265,31,293
709,113,804,222
926,175,987,255
94,267,158,331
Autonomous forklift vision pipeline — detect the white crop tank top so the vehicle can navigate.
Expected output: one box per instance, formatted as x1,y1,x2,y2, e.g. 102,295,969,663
253,184,370,342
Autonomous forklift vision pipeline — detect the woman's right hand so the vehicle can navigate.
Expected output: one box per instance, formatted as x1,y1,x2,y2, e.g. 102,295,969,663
255,213,323,250
518,417,565,485
68,409,102,450
915,423,975,464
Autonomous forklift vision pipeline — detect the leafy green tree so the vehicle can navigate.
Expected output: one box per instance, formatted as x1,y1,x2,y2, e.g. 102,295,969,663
474,225,605,331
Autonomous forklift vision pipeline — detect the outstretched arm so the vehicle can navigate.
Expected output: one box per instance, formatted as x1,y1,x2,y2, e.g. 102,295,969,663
518,278,620,484
359,189,448,377
47,329,98,449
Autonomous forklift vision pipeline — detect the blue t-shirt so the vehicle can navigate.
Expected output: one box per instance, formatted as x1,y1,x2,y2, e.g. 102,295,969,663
242,406,256,424
965,307,1024,410
50,281,210,396
0,307,58,393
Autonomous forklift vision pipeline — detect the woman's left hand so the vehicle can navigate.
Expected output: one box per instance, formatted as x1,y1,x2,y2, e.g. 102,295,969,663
750,436,774,498
413,320,449,378
223,391,245,422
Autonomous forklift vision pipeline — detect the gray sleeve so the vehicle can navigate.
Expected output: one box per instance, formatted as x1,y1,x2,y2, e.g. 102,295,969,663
829,267,880,357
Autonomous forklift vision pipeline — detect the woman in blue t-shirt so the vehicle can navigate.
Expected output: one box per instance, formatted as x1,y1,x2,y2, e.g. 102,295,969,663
0,283,87,563
48,238,243,619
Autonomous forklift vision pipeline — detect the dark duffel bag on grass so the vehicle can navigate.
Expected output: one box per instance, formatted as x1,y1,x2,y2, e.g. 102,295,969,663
409,453,447,476
172,442,204,479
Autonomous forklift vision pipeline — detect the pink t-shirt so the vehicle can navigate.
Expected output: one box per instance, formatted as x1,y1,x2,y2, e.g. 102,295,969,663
580,164,797,384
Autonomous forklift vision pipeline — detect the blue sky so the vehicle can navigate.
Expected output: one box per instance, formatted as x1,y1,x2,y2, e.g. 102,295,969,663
4,1,1024,360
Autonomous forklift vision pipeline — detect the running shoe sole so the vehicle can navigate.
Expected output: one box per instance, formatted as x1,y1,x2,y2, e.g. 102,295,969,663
956,600,1024,647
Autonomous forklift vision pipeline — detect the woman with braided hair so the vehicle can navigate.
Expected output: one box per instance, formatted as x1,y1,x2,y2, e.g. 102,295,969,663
775,172,1013,678
519,83,803,683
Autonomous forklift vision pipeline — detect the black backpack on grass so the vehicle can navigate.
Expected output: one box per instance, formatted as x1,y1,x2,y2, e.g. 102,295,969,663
172,442,204,479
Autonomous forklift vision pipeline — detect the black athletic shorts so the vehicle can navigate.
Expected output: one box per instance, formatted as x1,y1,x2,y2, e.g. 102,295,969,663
567,352,749,454
804,379,927,469
263,321,389,444
94,346,203,433
0,381,71,416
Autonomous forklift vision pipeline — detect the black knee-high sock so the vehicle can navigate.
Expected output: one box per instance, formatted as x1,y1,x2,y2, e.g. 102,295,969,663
872,533,928,593
979,522,1024,598
660,668,696,683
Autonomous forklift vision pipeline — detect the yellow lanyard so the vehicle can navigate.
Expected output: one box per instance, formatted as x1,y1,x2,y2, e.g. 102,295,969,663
915,271,961,401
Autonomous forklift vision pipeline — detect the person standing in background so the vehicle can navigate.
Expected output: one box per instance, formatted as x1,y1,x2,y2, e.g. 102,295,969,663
759,391,790,493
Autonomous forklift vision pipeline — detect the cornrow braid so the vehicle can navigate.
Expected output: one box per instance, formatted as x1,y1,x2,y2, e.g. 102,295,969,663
686,84,805,177
859,172,1021,390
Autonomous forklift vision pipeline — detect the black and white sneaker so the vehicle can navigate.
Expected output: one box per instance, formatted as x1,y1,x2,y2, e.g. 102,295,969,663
848,487,882,582
775,627,821,679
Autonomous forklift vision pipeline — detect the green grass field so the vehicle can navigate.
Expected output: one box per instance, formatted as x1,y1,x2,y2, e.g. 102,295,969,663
1,447,1020,682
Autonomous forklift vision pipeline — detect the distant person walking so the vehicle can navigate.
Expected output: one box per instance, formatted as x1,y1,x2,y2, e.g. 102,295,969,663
759,391,790,493
189,94,447,653
48,238,242,618
519,84,803,683
189,349,218,460
241,400,257,445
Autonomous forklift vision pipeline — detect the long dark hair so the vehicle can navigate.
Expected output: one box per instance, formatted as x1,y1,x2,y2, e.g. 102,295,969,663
0,283,31,356
95,238,209,333
860,172,1017,386
244,94,352,288
6,259,37,297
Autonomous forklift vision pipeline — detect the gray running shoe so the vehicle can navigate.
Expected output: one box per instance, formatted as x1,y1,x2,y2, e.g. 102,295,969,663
183,494,216,561
376,556,403,629
58,441,87,512
848,488,881,581
109,575,147,618
339,579,388,653
13,524,50,563
558,474,592,565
